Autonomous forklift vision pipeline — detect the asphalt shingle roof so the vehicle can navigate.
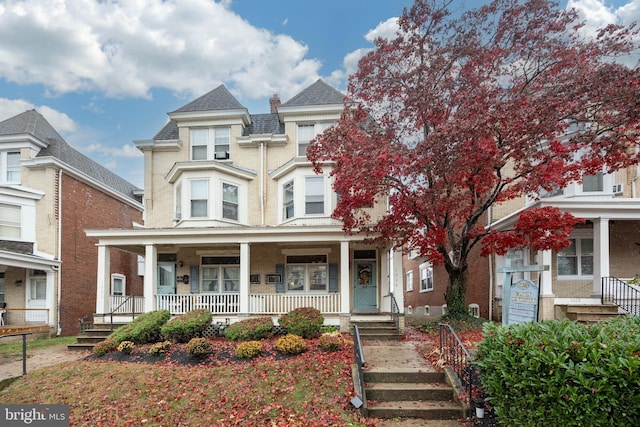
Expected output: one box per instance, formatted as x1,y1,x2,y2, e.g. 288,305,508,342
280,79,345,107
171,85,246,113
0,110,141,202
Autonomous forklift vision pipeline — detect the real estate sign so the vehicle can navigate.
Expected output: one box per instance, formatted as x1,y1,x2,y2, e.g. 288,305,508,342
499,265,546,326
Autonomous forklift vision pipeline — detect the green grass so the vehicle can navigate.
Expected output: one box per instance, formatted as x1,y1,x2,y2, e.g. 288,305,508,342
0,336,76,360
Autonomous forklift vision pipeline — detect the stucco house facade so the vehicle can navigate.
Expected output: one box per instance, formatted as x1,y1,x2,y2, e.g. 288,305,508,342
86,80,404,331
0,110,143,336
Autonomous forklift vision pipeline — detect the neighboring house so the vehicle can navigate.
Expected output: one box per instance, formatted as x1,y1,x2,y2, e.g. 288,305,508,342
86,80,404,331
490,166,640,321
0,110,143,336
403,242,491,320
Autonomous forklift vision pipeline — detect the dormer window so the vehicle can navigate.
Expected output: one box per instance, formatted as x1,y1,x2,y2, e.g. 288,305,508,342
1,151,20,184
297,123,333,157
191,128,230,161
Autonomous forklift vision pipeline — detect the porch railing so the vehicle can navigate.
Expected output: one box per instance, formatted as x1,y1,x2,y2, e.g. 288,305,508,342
109,295,145,314
249,293,340,314
157,294,240,315
0,308,49,325
601,276,640,316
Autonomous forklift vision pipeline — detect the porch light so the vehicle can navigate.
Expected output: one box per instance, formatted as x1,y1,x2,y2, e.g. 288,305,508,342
15,279,22,286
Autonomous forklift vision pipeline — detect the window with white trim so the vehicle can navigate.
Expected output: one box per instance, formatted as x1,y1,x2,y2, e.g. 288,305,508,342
285,254,328,292
222,182,238,221
297,123,333,157
111,274,126,296
305,176,324,215
582,172,603,192
557,237,593,277
283,180,294,220
406,270,413,291
174,182,182,221
3,151,20,183
201,256,240,292
190,179,208,218
190,128,231,160
0,203,21,239
419,263,433,292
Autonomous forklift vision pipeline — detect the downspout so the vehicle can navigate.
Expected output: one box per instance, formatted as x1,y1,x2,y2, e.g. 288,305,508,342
260,141,265,225
56,169,62,335
488,206,494,321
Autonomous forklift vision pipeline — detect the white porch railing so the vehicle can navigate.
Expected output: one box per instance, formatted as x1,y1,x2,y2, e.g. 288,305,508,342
249,293,341,314
109,295,145,314
156,294,240,315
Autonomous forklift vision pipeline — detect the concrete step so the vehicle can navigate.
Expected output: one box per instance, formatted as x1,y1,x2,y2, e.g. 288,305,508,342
360,333,400,341
76,335,109,344
364,370,445,384
366,382,454,401
67,343,97,352
567,304,620,314
567,311,623,322
366,399,464,420
353,320,399,341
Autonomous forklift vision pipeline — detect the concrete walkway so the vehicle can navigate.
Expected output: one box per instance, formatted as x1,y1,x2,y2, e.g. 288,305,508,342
0,344,89,382
362,340,468,427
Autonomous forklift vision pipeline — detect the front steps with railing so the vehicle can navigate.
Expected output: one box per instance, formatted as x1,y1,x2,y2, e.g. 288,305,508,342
566,304,623,323
67,323,128,351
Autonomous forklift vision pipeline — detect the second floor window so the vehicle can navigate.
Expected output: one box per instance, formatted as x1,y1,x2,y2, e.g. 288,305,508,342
0,151,21,184
191,128,231,160
305,176,324,215
283,180,294,220
190,180,208,218
582,172,603,192
0,203,21,239
222,183,238,221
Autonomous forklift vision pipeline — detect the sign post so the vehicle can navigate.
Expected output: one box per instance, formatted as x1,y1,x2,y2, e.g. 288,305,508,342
499,265,548,326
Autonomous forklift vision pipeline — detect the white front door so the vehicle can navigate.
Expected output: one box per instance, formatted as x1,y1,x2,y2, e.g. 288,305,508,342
26,275,47,323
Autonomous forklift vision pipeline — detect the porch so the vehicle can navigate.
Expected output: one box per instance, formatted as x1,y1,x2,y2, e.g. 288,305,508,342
0,308,52,339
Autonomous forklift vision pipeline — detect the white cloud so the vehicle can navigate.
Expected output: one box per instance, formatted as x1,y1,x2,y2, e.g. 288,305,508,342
0,98,78,133
567,0,640,31
84,142,143,158
365,17,400,42
0,0,322,103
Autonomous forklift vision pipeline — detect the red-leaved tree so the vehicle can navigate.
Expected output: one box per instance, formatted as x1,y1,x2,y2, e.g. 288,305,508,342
309,0,640,317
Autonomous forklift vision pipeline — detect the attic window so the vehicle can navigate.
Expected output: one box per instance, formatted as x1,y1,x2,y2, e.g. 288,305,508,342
190,128,230,161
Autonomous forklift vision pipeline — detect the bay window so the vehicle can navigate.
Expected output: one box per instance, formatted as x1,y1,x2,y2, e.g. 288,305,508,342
283,180,294,219
305,176,324,215
190,179,208,218
0,203,21,239
222,182,238,221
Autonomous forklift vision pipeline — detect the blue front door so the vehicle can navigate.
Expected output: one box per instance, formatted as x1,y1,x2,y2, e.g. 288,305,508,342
353,261,377,312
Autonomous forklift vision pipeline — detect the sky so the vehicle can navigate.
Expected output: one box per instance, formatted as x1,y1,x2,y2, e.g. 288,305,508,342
0,0,637,189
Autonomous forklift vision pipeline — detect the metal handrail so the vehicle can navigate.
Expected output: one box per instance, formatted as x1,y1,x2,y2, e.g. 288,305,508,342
352,324,367,408
0,332,33,375
94,295,137,332
439,324,476,418
388,292,401,340
602,277,640,316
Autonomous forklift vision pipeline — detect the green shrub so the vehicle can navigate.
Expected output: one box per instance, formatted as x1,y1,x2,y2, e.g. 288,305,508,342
92,339,118,356
161,309,213,343
109,310,171,344
318,333,343,352
475,317,640,427
278,307,324,339
235,340,263,359
117,341,134,354
320,325,339,334
275,334,307,355
149,340,172,356
224,317,274,341
185,337,211,357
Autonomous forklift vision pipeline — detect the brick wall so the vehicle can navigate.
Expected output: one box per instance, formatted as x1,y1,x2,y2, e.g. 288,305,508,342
59,173,143,335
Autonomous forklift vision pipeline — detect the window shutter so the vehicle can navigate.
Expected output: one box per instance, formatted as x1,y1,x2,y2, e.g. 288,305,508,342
329,263,338,293
275,264,285,293
190,265,199,293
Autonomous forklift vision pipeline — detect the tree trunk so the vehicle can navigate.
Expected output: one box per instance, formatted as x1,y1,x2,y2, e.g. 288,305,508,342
444,267,468,318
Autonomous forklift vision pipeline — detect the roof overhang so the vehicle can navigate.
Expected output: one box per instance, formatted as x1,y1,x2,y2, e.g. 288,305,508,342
0,250,61,272
165,161,256,183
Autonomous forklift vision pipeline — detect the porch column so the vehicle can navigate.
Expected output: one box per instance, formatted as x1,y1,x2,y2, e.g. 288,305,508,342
593,217,610,297
95,244,111,315
538,250,554,320
239,242,250,315
340,240,350,314
144,244,157,313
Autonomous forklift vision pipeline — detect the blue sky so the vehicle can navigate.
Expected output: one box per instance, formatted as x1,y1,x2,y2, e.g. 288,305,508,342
0,0,636,188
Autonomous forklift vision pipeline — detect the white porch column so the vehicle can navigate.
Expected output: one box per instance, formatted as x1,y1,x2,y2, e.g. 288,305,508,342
340,240,350,314
593,217,610,296
239,242,250,315
391,248,404,310
144,244,157,313
95,244,111,315
538,250,554,320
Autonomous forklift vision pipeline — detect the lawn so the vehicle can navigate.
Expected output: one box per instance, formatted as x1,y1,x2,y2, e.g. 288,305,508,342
0,336,374,427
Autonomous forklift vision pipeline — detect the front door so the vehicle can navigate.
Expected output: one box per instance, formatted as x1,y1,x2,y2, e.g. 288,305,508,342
157,263,176,295
26,273,46,323
353,260,377,312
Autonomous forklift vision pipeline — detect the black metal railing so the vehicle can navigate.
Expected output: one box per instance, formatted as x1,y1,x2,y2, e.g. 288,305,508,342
0,332,33,376
95,295,137,332
439,323,499,426
389,292,400,340
602,277,640,316
352,324,367,409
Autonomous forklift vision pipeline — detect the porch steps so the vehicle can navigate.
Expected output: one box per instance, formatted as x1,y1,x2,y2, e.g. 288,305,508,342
352,320,399,341
566,304,622,323
362,345,465,420
67,323,128,352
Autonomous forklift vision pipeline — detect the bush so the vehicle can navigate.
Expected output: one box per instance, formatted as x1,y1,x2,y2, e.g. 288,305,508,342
185,337,211,357
117,341,134,354
275,334,307,355
225,317,274,341
109,310,171,344
93,339,118,356
235,340,263,359
475,317,640,427
278,307,324,339
161,309,213,343
149,340,172,356
318,333,343,352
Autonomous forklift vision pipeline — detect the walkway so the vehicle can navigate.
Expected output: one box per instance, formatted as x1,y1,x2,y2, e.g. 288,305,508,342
0,344,89,382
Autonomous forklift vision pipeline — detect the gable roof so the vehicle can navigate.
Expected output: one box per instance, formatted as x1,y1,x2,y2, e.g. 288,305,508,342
171,85,246,113
0,109,141,203
280,79,345,107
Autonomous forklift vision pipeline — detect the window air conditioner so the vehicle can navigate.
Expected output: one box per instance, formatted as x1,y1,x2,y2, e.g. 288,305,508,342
214,151,230,160
613,184,623,195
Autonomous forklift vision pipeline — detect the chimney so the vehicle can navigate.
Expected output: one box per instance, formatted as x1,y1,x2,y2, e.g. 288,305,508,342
269,94,281,113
